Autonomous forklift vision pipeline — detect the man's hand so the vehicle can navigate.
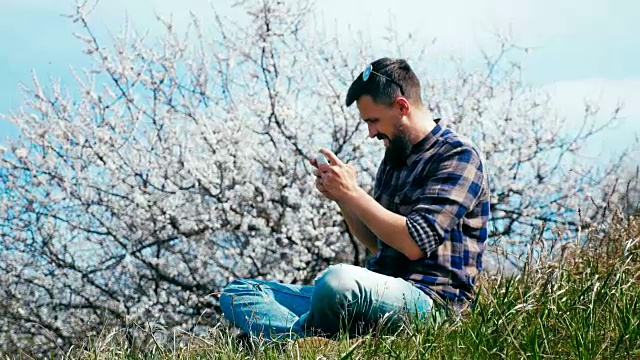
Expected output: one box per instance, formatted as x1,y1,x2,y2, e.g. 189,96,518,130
314,149,359,203
310,155,338,201
310,150,379,253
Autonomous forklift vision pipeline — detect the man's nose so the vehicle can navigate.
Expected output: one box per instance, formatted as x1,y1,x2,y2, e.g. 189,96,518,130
367,123,377,138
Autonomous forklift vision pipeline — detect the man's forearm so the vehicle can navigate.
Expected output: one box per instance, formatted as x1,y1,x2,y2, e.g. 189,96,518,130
338,202,378,254
341,187,424,261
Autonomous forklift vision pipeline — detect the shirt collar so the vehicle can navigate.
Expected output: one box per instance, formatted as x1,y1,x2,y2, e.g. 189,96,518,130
406,123,444,164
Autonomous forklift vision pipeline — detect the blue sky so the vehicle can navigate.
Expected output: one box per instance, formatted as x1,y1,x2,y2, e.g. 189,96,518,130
1,0,639,155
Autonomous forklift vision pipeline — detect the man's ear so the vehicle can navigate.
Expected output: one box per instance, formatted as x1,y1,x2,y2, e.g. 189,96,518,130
396,97,410,115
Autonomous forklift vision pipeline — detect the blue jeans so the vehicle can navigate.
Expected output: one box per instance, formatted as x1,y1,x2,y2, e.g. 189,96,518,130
219,264,437,340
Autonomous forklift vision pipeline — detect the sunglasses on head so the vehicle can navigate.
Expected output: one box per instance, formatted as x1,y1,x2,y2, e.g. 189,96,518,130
362,64,405,95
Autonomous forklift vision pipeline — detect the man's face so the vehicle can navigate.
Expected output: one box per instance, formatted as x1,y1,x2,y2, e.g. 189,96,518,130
356,95,412,167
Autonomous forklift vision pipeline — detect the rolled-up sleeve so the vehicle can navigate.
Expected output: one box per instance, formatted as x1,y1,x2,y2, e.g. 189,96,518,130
406,144,485,256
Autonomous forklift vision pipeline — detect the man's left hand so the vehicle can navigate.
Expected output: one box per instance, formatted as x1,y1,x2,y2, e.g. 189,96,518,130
316,149,360,203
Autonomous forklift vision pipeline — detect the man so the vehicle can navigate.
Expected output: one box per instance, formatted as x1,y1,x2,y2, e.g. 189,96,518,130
220,57,490,341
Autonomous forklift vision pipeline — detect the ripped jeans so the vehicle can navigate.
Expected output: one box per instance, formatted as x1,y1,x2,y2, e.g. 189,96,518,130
219,264,438,340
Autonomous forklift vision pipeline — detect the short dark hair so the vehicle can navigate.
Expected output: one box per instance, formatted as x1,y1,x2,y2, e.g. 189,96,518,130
345,58,423,107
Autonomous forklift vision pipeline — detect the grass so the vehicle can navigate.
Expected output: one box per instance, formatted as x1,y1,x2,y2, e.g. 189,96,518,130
10,216,640,359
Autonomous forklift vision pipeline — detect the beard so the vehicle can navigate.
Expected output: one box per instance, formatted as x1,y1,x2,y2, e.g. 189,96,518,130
378,123,412,168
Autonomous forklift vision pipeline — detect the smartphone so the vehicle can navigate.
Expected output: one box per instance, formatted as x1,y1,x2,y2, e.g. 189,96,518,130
316,153,329,166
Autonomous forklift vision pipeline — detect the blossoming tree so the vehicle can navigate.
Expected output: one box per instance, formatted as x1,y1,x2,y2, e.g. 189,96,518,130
0,0,634,355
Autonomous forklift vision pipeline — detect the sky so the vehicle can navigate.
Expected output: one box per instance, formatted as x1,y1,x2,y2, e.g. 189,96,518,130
0,0,639,156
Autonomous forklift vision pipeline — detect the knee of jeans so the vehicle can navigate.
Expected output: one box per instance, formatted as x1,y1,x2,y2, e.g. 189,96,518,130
314,264,360,300
220,279,259,312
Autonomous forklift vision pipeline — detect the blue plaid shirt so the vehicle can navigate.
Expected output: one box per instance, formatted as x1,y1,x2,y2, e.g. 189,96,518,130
366,124,490,308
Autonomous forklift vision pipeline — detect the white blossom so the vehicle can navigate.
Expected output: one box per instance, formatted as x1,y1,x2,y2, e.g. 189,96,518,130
0,0,636,356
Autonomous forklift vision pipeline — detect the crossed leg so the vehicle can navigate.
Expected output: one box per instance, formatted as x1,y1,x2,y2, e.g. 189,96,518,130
220,264,435,341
